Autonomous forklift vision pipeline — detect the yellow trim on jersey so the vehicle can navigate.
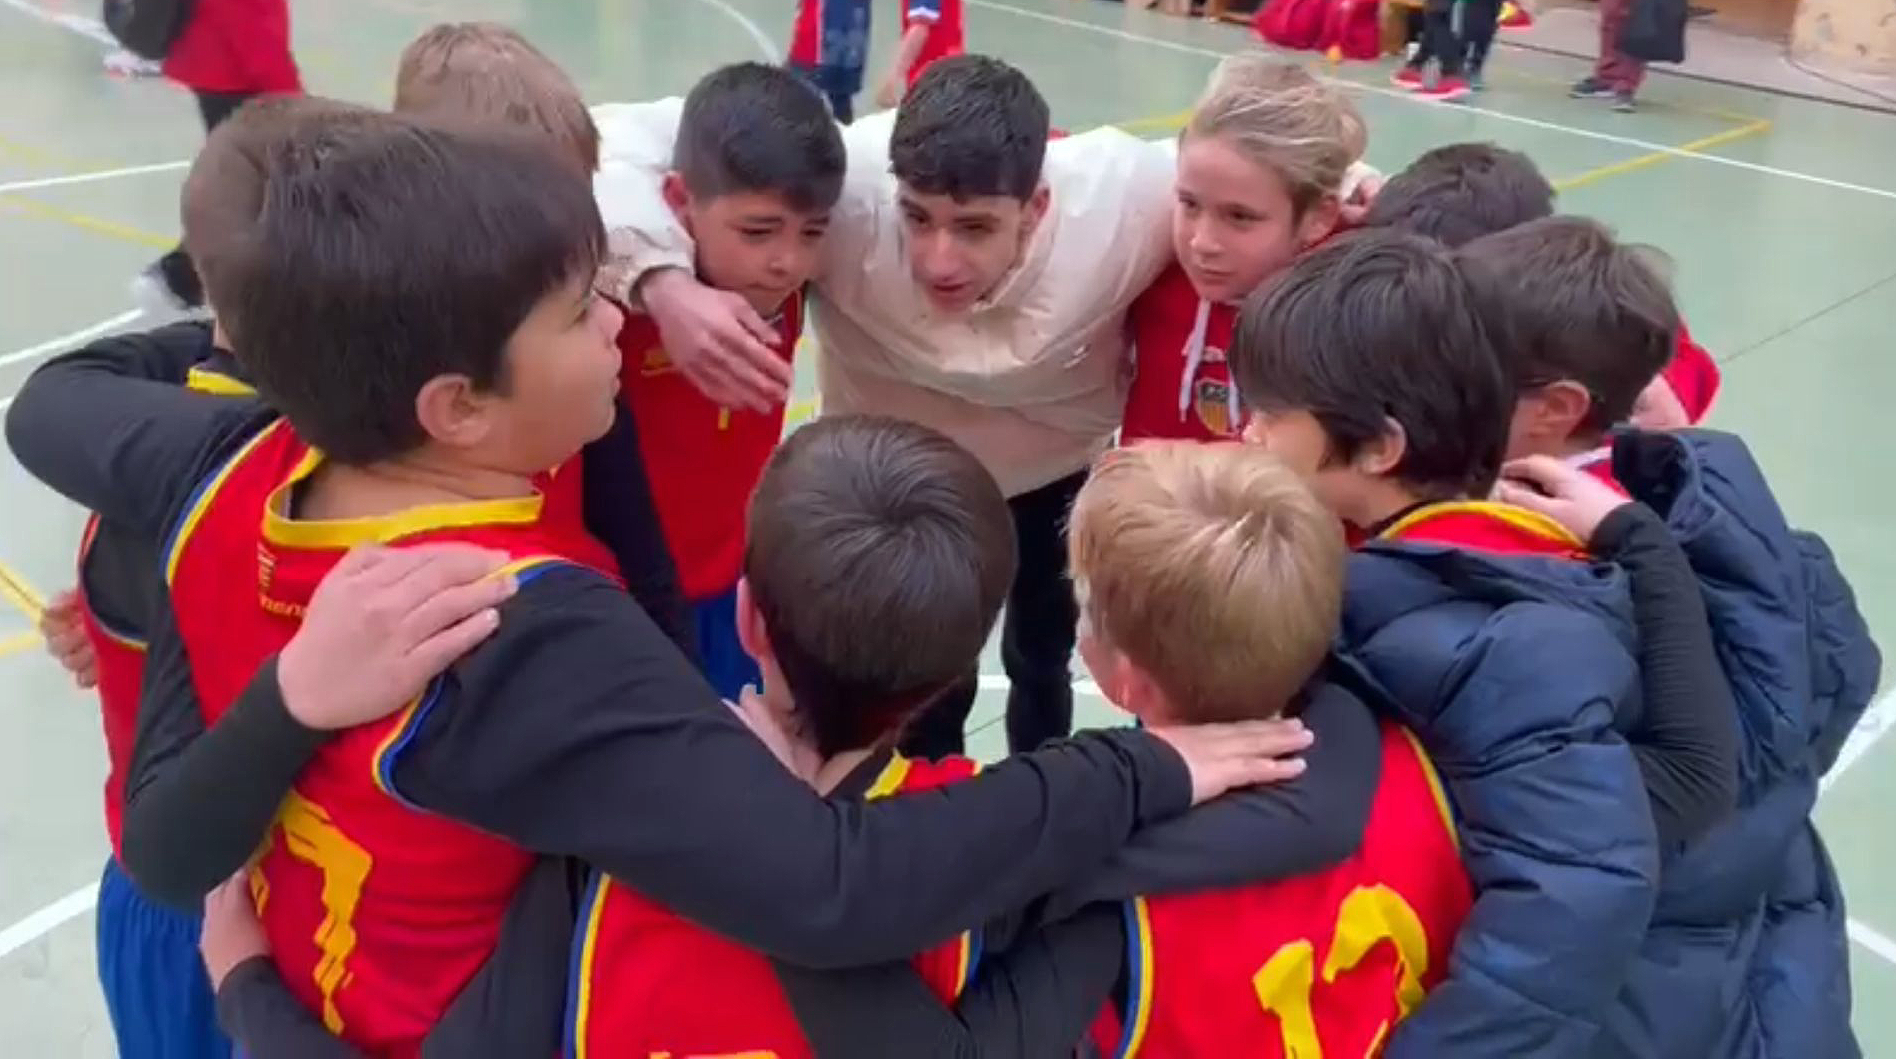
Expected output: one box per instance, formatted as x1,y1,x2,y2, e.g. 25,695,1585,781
1378,500,1585,550
163,420,288,584
185,365,256,396
569,873,613,1059
260,447,544,549
1397,726,1460,851
1119,896,1157,1058
369,555,565,798
862,752,914,800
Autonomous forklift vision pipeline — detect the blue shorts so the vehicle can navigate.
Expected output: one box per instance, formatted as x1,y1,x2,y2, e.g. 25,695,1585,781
96,857,230,1059
694,586,762,702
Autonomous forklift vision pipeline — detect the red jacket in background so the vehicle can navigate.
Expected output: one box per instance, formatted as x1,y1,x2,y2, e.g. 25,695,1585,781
163,0,301,95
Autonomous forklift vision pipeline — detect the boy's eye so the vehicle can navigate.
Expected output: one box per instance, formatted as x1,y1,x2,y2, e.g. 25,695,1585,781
739,228,774,240
956,222,995,237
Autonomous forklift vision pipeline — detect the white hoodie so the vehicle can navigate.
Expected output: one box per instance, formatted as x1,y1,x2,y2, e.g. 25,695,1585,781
591,100,1176,498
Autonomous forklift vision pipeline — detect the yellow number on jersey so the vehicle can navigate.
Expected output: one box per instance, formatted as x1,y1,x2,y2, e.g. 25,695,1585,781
1252,884,1432,1059
257,791,373,1034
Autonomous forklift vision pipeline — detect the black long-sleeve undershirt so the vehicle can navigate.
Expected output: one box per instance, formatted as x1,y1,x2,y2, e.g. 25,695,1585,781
1591,502,1739,847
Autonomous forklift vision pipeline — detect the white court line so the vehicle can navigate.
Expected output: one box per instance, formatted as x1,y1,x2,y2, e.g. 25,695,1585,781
977,673,1103,697
1850,918,1896,967
1820,686,1896,795
0,0,116,47
0,160,190,195
965,0,1896,203
0,883,98,960
691,0,778,61
0,309,142,370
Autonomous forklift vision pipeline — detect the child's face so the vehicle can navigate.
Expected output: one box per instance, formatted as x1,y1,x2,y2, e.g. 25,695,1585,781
897,184,1050,312
673,182,830,316
485,273,625,472
1241,409,1363,522
1173,136,1337,305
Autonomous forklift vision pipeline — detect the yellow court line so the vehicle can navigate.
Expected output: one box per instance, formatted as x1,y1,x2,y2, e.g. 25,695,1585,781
0,193,174,249
0,562,47,623
0,630,39,660
784,398,818,428
1553,118,1773,193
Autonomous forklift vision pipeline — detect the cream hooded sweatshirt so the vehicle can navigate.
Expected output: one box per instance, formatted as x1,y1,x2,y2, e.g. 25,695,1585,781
591,100,1176,498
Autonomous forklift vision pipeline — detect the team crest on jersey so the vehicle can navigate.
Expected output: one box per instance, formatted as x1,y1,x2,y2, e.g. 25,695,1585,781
1192,346,1237,437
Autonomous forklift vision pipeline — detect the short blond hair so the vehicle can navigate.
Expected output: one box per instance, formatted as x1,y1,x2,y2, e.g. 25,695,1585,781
393,22,599,173
1069,442,1346,723
1186,54,1362,213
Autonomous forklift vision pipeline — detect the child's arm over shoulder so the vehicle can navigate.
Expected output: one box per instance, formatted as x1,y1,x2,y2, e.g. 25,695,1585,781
5,325,267,537
1591,503,1739,845
1041,678,1380,915
1380,605,1659,1059
579,406,698,660
377,565,1192,966
120,604,330,908
590,97,695,300
773,902,1125,1058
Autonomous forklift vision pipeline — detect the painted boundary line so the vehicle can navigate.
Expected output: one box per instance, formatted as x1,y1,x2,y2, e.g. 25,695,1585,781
0,309,141,371
0,161,190,196
0,884,99,960
691,0,778,61
964,0,1896,203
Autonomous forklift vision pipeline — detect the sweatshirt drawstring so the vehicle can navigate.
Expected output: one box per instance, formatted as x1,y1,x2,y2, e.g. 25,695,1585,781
1175,298,1240,432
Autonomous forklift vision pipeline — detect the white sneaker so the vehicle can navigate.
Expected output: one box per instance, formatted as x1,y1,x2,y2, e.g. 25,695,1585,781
103,49,163,78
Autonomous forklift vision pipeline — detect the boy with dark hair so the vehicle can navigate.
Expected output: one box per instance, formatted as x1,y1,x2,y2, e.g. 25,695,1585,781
10,119,1307,1056
1459,216,1677,477
621,60,846,699
49,94,376,1059
1230,229,1739,1056
570,414,1019,1056
1366,142,1722,428
1468,218,1880,1059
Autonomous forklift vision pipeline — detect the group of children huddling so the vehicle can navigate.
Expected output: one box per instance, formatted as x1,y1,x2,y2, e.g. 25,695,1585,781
6,18,1881,1059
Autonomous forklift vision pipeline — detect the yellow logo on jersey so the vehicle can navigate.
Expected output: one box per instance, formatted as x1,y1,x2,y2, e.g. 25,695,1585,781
640,347,675,377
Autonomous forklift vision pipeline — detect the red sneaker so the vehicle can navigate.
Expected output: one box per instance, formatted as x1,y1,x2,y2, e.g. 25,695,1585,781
1499,1,1534,28
1420,75,1472,101
1390,67,1425,91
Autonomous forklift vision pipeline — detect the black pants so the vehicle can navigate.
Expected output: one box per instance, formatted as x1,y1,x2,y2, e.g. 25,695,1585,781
155,90,261,307
898,469,1084,758
1410,0,1501,77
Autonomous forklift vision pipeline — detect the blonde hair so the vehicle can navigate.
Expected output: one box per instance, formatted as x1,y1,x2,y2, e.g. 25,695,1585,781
1069,442,1346,723
1186,54,1363,212
393,22,599,173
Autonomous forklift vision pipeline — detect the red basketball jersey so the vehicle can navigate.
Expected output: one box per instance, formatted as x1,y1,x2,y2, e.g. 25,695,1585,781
1102,721,1471,1058
164,418,618,1055
567,752,982,1059
76,516,147,857
617,291,803,599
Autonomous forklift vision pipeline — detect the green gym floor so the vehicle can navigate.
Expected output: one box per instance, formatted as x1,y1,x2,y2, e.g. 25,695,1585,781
1,0,1893,1052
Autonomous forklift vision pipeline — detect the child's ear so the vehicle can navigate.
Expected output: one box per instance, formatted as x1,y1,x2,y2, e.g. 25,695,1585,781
661,171,692,226
1297,194,1342,249
734,578,772,669
1357,415,1409,477
1538,379,1595,438
413,374,494,451
1022,182,1052,236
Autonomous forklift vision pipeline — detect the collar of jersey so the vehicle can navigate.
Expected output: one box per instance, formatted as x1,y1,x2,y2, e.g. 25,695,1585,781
261,446,543,549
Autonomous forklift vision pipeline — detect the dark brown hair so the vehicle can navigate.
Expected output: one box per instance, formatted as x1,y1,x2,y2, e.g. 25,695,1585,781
745,415,1016,756
674,62,846,213
1459,216,1680,436
181,95,388,316
1365,142,1555,248
1231,229,1513,500
891,55,1049,202
222,121,604,465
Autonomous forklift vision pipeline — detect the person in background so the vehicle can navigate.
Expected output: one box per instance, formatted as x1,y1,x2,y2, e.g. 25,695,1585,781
874,0,966,110
136,0,301,315
1570,0,1645,112
788,0,872,122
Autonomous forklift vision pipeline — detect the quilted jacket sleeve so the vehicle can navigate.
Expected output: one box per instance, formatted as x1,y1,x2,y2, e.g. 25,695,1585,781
1798,531,1882,776
1375,603,1661,1059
